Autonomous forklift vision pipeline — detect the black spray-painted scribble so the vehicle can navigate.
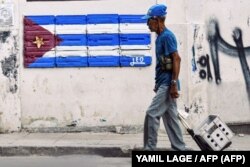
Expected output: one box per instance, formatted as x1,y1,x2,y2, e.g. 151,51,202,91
206,54,213,81
207,19,250,100
207,20,221,84
197,54,213,81
232,28,250,99
197,55,207,80
199,69,206,79
197,55,207,67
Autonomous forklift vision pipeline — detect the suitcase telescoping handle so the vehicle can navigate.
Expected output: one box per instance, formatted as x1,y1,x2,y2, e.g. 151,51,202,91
178,113,191,130
178,112,197,136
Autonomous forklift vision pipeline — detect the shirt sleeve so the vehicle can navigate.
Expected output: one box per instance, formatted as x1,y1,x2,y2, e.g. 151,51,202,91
163,34,177,56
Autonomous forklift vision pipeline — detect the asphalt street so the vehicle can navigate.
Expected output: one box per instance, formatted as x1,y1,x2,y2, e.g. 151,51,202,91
0,155,131,167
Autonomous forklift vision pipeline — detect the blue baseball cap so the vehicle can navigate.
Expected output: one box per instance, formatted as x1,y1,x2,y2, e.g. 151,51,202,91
142,4,167,20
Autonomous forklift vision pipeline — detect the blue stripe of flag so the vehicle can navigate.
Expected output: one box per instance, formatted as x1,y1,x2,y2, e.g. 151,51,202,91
56,57,88,67
26,15,55,25
28,57,56,68
56,15,87,25
87,34,119,46
57,34,87,46
120,34,150,45
119,15,146,23
87,14,119,24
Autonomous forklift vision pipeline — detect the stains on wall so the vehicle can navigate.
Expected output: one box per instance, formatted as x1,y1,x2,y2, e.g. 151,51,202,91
23,117,58,128
0,4,14,27
0,31,10,43
189,99,205,114
0,28,20,132
0,31,19,94
0,112,4,133
183,98,208,128
191,25,199,72
1,54,18,93
191,24,208,85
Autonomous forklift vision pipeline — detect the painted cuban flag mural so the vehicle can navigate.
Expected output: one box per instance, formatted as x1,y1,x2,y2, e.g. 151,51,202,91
23,14,151,68
87,14,120,67
119,15,152,67
55,15,88,67
24,15,57,68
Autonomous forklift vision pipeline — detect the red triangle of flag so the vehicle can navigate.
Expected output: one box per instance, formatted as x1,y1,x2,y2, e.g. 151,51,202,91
23,17,62,67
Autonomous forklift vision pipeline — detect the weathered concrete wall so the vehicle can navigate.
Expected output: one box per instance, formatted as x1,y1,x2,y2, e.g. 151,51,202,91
18,0,162,129
0,0,249,132
0,0,21,132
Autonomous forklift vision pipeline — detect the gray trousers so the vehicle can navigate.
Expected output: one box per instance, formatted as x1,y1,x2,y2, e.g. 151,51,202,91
144,84,186,151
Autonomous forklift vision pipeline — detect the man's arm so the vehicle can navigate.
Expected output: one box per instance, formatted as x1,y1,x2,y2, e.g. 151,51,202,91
170,51,181,98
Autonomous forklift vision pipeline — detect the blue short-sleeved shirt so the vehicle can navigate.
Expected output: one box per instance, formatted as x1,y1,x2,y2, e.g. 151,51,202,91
155,28,177,88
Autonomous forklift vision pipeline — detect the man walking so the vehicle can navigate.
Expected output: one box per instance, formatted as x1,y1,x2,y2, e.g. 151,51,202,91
142,4,187,151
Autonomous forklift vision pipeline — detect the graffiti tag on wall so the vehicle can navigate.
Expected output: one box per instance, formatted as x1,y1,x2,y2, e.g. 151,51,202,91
200,19,250,100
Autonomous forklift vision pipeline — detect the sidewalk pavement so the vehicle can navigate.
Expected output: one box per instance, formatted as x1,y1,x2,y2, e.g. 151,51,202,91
0,132,249,157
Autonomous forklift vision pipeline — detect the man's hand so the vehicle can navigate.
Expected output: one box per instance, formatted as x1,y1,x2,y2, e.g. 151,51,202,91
170,84,179,98
153,85,157,93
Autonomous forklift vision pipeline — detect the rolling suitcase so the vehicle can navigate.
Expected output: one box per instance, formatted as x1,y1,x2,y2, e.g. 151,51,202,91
178,113,234,151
